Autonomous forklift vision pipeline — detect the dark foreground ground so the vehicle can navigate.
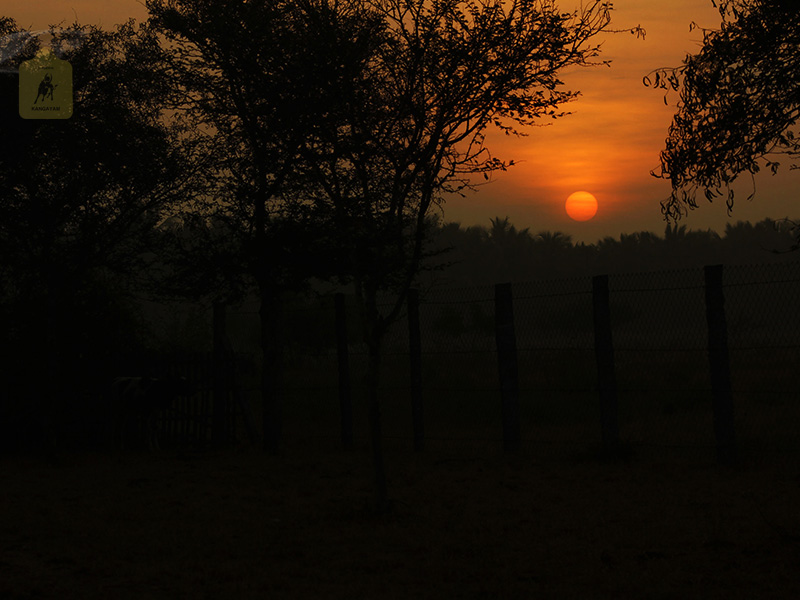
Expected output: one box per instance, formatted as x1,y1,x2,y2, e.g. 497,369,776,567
2,442,799,599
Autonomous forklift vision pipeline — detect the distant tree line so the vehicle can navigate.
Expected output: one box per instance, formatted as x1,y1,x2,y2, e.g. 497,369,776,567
421,216,800,288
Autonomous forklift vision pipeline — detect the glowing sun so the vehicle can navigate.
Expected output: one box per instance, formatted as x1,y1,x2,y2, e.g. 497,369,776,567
565,191,598,221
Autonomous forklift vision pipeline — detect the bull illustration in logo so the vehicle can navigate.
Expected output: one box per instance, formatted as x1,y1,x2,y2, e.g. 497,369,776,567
34,73,56,104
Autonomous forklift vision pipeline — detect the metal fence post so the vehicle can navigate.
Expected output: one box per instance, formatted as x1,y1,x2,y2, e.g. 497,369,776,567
408,288,424,451
495,282,521,452
592,274,620,453
212,302,229,448
704,264,737,465
335,293,354,450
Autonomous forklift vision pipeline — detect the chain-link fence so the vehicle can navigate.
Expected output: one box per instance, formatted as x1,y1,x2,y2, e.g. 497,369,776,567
226,261,800,459
724,262,800,454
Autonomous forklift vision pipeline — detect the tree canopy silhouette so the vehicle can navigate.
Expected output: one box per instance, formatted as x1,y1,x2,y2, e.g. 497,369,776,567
149,0,639,509
648,0,800,220
422,215,800,287
146,0,394,454
0,20,188,454
291,0,639,510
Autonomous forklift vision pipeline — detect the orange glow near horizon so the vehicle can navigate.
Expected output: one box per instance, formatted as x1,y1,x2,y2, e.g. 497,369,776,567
5,1,797,243
565,191,598,221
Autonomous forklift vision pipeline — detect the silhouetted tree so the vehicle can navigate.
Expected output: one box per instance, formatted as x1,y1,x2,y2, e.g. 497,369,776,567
648,0,800,220
424,221,497,286
146,0,384,453
481,217,534,280
151,213,253,302
0,20,187,454
427,214,800,286
490,217,530,242
297,0,639,510
531,230,573,277
722,218,799,258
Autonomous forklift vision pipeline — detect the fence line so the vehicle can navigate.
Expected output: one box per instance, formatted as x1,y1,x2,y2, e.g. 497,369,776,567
101,305,252,450
233,260,800,461
592,274,620,454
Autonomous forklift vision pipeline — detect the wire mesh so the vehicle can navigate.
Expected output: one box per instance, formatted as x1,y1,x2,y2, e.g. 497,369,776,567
723,261,800,452
223,261,800,456
608,267,712,448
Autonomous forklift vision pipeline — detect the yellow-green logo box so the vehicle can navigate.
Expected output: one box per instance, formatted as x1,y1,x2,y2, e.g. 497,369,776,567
19,48,72,119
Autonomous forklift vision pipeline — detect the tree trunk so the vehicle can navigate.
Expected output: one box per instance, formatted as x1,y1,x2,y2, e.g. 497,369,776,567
259,282,284,455
365,328,389,512
212,302,229,448
357,279,390,513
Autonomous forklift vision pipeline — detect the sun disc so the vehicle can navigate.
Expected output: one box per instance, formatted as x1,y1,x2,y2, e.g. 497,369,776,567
565,191,598,222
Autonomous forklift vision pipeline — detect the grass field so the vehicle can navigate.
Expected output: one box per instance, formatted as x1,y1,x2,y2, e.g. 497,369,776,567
2,442,800,599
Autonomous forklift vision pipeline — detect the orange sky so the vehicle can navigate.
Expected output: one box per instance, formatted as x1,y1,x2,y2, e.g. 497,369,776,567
4,0,797,243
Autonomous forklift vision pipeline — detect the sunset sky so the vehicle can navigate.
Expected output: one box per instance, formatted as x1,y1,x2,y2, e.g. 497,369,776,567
5,0,798,243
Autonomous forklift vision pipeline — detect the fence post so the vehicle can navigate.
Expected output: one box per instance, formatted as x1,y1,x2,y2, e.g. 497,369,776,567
212,302,229,448
335,293,354,450
704,264,737,465
592,275,620,453
408,288,424,451
495,282,521,452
